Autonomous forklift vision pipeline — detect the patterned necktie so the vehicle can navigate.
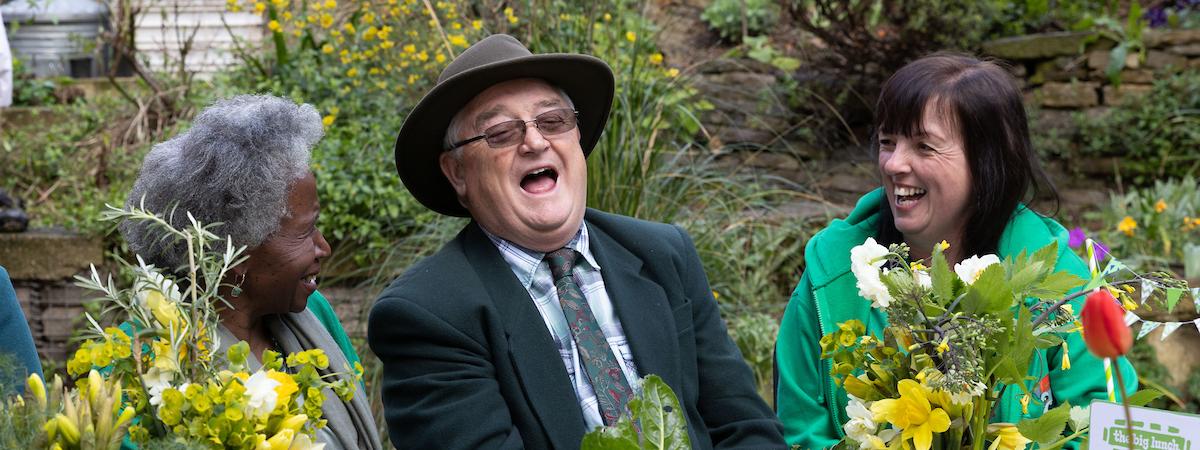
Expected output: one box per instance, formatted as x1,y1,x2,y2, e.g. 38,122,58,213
546,248,634,425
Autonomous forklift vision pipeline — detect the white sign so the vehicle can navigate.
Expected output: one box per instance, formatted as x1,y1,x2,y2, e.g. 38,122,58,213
1090,400,1200,450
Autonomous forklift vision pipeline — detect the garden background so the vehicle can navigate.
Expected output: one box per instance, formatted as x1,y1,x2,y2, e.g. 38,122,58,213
2,0,1200,445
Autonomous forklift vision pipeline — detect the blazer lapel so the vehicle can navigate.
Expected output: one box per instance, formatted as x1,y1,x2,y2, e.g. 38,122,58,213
461,224,585,449
587,223,682,390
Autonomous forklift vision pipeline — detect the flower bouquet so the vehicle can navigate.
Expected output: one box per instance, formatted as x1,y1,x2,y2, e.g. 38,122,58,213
21,204,360,450
823,238,1181,450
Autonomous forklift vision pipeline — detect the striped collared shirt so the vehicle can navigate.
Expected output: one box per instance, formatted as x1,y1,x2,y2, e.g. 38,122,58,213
483,224,641,430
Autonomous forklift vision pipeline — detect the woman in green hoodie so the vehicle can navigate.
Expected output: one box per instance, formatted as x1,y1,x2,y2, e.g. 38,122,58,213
774,53,1137,448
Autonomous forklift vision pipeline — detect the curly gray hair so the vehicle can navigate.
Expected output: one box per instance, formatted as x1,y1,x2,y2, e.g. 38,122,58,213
120,94,324,271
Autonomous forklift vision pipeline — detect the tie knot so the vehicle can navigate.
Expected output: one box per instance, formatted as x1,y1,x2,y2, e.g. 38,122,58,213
546,248,580,279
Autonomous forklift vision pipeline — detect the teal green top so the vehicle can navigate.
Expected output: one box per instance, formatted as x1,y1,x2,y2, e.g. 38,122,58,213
0,266,43,391
307,290,362,372
774,188,1137,449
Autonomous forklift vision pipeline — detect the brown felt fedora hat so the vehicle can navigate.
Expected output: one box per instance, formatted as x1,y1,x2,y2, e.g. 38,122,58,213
394,34,615,217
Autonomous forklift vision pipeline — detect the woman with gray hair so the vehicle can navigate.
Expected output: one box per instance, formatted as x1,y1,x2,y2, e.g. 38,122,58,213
120,94,382,450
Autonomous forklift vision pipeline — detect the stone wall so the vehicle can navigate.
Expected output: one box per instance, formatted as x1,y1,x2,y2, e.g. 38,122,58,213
983,30,1200,139
0,230,104,363
0,229,375,366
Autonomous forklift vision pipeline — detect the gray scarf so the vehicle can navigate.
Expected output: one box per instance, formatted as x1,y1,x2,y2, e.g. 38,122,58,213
218,310,382,450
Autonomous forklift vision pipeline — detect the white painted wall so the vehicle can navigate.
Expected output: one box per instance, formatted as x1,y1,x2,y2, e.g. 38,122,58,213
134,0,263,77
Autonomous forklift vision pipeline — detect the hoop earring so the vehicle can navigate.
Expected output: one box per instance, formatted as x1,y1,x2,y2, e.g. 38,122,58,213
230,273,247,298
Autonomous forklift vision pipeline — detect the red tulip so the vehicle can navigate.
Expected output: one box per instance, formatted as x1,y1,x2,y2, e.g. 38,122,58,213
1080,289,1133,358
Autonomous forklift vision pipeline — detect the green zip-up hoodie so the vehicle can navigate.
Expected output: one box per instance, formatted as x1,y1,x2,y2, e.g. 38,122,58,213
775,189,1137,449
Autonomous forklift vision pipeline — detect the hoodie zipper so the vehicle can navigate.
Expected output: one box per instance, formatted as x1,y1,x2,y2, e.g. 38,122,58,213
812,288,845,437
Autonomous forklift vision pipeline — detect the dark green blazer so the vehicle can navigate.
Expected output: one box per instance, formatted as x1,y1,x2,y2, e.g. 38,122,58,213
368,209,784,449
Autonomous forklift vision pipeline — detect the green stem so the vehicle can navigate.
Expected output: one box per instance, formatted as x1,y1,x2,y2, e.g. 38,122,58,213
1042,427,1089,449
971,396,991,450
1114,362,1135,450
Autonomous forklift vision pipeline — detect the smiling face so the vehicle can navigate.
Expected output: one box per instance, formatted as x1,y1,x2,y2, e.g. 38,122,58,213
439,78,587,252
878,100,973,256
240,171,330,314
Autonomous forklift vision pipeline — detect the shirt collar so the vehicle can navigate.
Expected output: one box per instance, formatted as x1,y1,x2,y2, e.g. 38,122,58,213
481,222,602,290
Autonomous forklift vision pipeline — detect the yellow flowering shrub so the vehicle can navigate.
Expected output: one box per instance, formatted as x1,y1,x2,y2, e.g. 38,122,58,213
214,0,703,270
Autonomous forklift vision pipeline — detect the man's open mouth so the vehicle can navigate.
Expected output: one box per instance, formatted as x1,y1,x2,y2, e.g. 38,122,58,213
521,167,559,194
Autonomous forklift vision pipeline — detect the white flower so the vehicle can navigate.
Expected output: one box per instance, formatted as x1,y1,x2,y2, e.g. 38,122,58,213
954,254,1001,285
851,238,894,308
133,256,183,303
244,371,281,417
844,395,897,450
914,269,932,289
143,367,174,406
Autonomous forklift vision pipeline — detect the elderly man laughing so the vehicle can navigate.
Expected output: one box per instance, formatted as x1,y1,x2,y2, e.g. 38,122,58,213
368,34,784,449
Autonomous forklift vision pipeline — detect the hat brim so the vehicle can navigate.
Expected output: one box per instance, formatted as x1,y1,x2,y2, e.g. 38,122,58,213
394,54,614,217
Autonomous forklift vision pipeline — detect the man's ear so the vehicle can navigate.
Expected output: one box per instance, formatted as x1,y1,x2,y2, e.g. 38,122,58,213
439,152,469,198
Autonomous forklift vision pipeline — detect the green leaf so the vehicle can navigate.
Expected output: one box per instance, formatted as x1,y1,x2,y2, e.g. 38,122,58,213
1029,272,1086,300
963,265,1013,315
771,57,801,72
1033,333,1064,349
580,426,640,450
993,307,1036,386
1018,401,1072,445
930,247,959,305
1107,44,1128,82
1125,389,1164,407
581,375,692,450
1030,242,1060,271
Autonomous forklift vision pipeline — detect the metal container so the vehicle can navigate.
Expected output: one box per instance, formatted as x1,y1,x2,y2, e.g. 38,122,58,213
1,0,108,77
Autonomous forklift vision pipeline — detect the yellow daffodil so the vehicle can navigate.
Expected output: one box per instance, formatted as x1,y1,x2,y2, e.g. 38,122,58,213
263,428,295,449
987,423,1032,450
870,380,951,450
1155,199,1167,213
267,370,299,409
279,414,308,433
1118,216,1137,236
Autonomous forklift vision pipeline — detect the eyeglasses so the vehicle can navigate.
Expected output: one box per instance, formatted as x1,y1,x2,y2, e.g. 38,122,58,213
447,108,580,151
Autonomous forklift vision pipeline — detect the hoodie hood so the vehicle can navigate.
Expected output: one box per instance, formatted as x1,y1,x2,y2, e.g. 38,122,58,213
803,188,885,290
